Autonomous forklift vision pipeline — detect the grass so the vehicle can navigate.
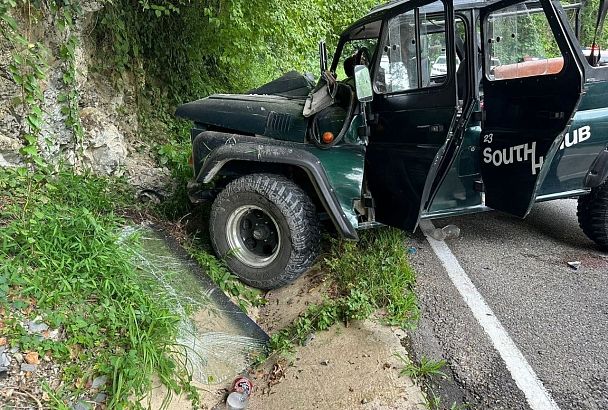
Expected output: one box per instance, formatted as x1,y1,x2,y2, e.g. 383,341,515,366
325,228,419,327
0,167,198,408
395,353,447,380
188,244,266,312
395,352,471,410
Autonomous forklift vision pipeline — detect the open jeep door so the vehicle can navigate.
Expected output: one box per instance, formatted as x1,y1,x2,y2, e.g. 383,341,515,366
367,0,470,230
479,0,584,217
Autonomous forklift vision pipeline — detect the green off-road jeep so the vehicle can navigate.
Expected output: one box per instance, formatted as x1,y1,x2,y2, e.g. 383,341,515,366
177,0,608,289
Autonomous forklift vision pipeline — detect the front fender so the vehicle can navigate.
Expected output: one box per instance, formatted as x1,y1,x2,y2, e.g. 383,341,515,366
193,131,358,240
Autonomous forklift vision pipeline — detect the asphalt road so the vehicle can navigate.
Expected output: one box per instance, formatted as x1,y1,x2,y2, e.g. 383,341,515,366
407,199,608,410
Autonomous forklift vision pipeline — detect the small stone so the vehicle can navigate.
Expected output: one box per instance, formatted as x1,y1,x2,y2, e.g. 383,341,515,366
27,318,49,334
361,398,369,404
303,333,315,346
320,359,330,366
9,347,19,354
567,261,581,270
13,352,23,363
0,351,10,367
42,329,60,341
24,351,40,365
94,393,107,404
72,401,92,410
91,375,107,389
21,363,37,373
0,337,6,346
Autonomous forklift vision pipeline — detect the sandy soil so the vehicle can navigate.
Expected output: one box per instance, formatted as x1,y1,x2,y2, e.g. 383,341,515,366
250,321,425,410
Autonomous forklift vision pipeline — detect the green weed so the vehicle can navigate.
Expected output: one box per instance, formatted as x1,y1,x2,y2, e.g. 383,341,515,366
154,135,194,221
421,390,470,410
423,390,443,410
268,301,340,355
188,245,266,312
395,353,447,380
325,228,419,328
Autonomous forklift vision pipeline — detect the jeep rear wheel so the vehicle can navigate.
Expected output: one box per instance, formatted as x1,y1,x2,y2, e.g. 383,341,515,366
577,183,608,251
210,173,321,290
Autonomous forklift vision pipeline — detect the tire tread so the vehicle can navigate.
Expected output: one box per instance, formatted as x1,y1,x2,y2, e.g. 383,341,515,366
577,183,608,251
210,173,321,289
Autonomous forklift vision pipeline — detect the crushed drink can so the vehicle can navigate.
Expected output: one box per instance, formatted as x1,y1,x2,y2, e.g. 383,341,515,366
232,376,253,396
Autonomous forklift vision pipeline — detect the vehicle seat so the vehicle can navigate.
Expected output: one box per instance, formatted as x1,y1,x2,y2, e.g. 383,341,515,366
344,54,356,79
343,54,357,89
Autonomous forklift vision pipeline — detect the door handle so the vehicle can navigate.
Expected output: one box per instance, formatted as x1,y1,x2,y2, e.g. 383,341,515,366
417,124,445,133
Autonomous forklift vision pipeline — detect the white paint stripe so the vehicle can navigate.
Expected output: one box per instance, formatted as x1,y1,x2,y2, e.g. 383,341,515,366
424,222,560,410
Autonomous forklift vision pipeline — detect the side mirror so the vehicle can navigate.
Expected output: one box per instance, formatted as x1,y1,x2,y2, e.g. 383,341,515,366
354,65,373,103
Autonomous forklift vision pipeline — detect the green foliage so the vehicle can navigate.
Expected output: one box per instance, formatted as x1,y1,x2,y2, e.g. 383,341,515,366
1,16,48,161
58,32,85,154
325,228,419,328
0,167,198,407
395,353,447,381
578,0,608,52
580,0,607,47
94,0,383,102
0,0,16,19
267,300,340,355
155,139,194,219
0,0,85,165
189,245,266,312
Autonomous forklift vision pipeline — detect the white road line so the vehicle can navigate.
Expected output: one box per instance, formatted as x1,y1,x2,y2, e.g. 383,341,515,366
423,222,561,410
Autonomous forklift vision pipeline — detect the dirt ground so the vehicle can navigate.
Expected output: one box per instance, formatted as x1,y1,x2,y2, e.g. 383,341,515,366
249,321,424,410
148,267,425,410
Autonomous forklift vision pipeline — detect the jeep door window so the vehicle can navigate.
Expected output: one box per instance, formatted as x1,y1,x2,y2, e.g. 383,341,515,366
560,0,608,67
486,3,564,80
374,1,449,94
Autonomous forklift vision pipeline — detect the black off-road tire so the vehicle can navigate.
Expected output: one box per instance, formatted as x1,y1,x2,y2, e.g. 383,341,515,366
577,183,608,251
209,173,321,290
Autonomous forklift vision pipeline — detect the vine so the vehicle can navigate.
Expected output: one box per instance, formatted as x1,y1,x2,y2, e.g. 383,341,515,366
57,25,84,157
0,2,48,165
0,1,85,167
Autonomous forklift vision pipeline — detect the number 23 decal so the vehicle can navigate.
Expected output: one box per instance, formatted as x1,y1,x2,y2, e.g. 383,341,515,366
483,134,494,144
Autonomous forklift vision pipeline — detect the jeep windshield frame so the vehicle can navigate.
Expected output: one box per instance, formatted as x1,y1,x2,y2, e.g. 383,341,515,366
331,0,462,78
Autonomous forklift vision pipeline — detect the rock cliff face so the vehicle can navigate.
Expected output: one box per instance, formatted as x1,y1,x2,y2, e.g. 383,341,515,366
0,1,173,197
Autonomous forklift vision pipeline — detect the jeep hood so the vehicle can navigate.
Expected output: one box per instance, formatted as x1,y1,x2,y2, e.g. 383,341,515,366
176,72,315,143
176,94,309,143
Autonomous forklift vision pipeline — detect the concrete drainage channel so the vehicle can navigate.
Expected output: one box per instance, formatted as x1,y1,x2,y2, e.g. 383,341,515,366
121,225,268,408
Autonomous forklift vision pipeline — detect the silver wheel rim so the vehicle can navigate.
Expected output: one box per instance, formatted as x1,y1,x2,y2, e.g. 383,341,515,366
225,205,282,268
